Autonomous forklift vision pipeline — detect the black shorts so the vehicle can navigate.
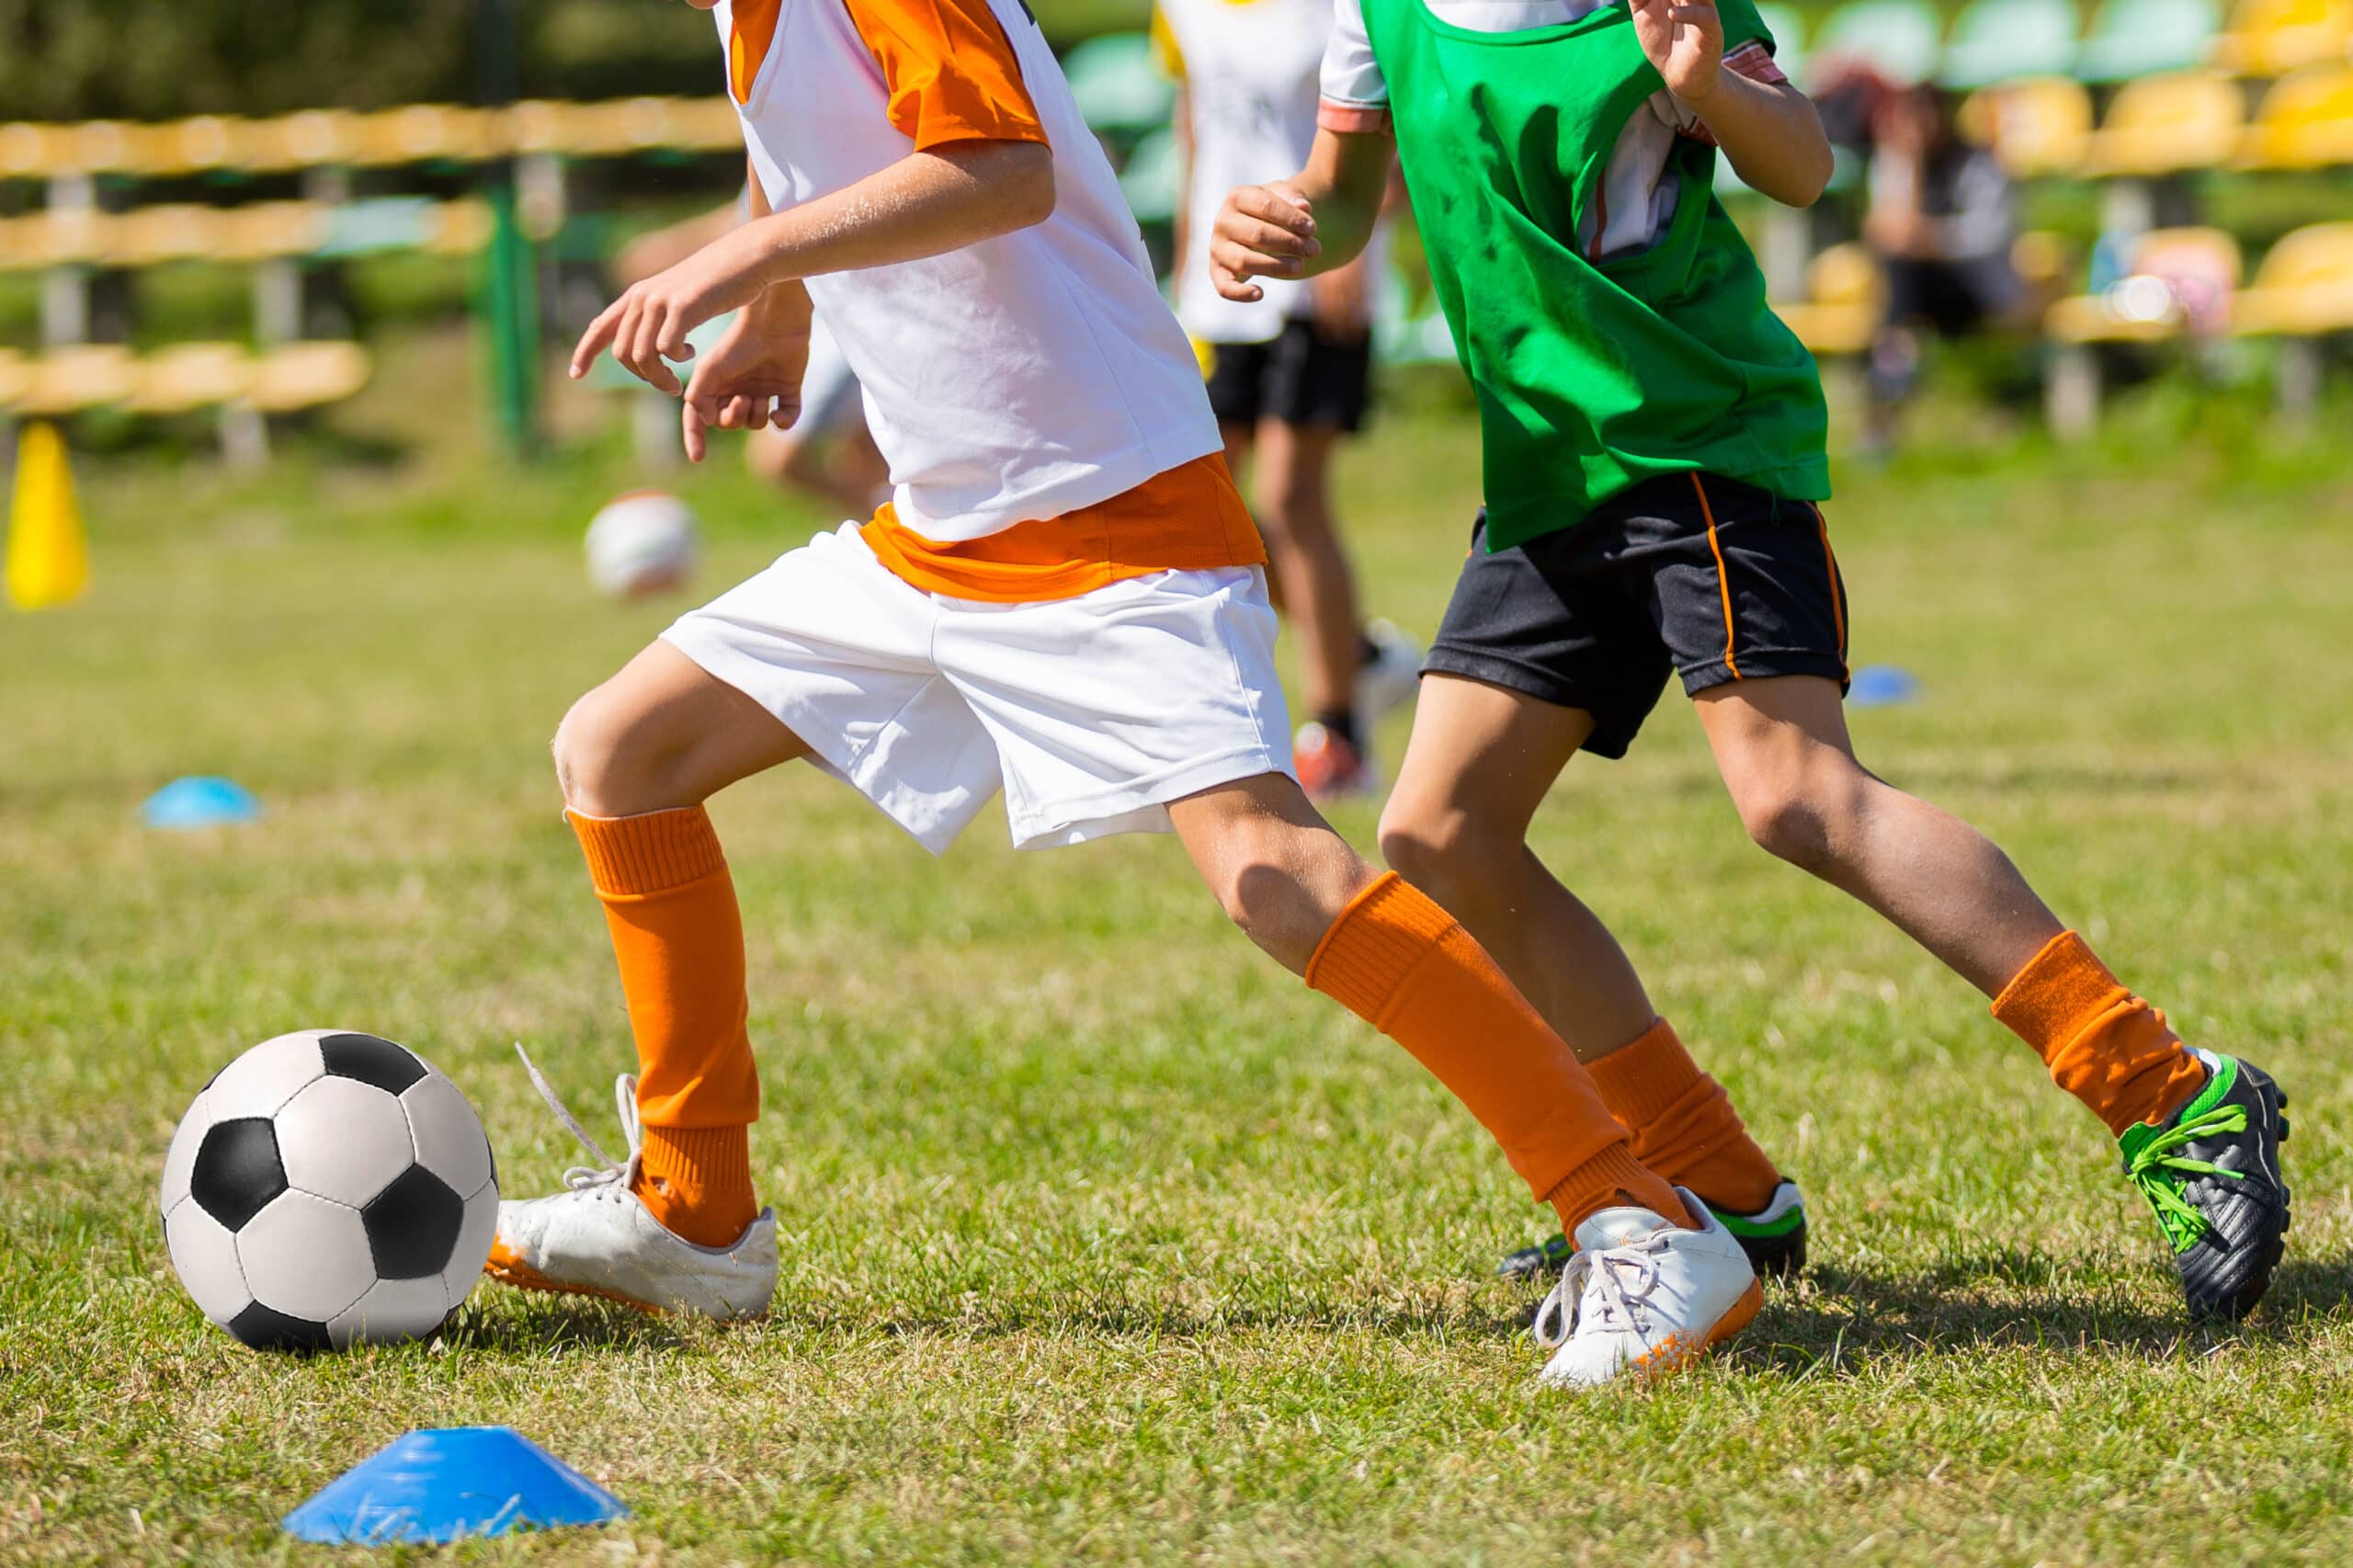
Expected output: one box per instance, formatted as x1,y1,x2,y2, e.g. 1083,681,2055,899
1204,318,1373,434
1423,473,1850,759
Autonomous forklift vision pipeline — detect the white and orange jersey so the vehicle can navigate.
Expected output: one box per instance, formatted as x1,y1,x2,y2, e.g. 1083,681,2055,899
715,0,1259,601
1154,0,1333,345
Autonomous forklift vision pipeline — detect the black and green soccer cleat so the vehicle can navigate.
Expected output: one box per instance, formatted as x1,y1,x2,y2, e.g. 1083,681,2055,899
2122,1049,2290,1323
1496,1180,1809,1281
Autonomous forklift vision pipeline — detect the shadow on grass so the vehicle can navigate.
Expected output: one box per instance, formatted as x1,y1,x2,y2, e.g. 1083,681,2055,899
447,1247,2353,1368
443,1294,698,1355
1728,1245,2353,1377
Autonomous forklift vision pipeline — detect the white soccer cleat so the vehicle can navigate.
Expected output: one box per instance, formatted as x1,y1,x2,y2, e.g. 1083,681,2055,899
1357,618,1425,721
1533,1187,1762,1389
483,1050,776,1321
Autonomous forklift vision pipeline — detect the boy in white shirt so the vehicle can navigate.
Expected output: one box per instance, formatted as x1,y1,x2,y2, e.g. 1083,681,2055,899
484,0,1763,1388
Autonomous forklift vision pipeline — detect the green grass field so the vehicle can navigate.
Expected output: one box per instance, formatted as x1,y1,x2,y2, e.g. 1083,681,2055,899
5,345,2352,1564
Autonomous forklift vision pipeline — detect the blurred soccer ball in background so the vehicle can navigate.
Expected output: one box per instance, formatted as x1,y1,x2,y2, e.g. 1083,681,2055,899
159,1029,498,1352
585,491,699,599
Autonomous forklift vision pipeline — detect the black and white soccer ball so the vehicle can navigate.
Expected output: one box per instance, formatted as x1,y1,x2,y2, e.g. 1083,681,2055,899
159,1030,498,1352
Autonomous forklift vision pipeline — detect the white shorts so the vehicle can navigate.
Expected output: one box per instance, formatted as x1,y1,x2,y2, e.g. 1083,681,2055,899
662,523,1294,853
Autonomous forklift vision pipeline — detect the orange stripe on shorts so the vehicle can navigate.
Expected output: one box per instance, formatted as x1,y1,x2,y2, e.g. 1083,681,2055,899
1810,502,1847,669
1692,473,1742,680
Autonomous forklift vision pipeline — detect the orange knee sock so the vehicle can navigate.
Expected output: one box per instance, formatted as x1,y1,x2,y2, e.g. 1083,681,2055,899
570,807,760,1248
1586,1019,1782,1215
1991,930,2207,1138
1307,873,1687,1236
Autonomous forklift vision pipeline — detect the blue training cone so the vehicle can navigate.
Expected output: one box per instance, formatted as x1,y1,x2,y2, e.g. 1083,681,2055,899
1847,665,1921,710
282,1426,629,1546
142,776,262,829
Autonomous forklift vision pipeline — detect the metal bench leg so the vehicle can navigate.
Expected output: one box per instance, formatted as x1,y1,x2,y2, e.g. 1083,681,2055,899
2048,345,2101,440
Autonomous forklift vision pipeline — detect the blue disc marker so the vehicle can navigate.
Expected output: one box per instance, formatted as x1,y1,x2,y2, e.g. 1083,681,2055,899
282,1427,629,1546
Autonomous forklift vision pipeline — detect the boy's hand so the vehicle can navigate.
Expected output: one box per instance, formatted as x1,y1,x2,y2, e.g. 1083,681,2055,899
1209,182,1323,302
1631,0,1725,102
570,238,770,396
678,308,811,464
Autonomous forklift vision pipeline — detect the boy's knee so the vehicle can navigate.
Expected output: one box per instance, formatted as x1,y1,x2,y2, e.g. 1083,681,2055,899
1202,817,1365,971
1379,799,1496,901
551,684,681,816
1733,757,1867,872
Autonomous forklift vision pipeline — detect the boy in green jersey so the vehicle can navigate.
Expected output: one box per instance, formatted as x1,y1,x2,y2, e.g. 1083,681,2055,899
1212,0,2290,1324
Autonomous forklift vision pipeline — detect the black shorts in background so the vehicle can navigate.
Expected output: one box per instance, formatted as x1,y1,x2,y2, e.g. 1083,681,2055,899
1423,474,1850,759
1204,318,1373,434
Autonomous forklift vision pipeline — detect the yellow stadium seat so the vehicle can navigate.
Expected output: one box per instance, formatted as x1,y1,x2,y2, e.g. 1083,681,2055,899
1773,243,1884,357
423,199,494,256
349,106,505,168
2080,69,2246,175
2014,231,2074,289
160,116,256,175
2045,226,2245,341
0,208,110,270
664,97,745,153
124,345,259,415
2212,0,2353,76
63,119,179,176
510,97,742,159
240,110,363,173
2237,64,2353,165
248,342,371,414
215,201,332,263
1962,77,2096,176
0,121,62,179
2233,221,2353,332
106,204,227,267
508,100,597,157
16,347,141,415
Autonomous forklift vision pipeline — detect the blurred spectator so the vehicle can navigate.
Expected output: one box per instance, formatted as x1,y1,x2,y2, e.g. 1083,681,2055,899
1861,85,2027,451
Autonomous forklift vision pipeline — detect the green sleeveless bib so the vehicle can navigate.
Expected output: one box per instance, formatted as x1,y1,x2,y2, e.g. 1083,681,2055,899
1359,0,1831,549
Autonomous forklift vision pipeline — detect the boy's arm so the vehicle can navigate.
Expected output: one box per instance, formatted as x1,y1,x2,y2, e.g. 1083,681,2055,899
1209,127,1393,302
572,139,1055,394
1632,0,1832,208
667,163,821,463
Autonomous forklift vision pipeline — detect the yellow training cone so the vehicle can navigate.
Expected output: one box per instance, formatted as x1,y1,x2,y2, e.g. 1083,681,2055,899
7,421,89,611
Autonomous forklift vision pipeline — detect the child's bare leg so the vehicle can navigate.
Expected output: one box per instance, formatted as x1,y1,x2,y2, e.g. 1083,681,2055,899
1695,674,2204,1133
540,640,808,1248
1379,676,1785,1217
1379,676,1657,1059
1251,419,1362,730
1165,772,1686,1236
1691,675,2058,996
554,640,809,816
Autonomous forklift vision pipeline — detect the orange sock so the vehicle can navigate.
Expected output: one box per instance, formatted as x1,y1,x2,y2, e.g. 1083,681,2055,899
1307,873,1687,1236
570,807,760,1248
1991,930,2207,1138
1586,1019,1782,1215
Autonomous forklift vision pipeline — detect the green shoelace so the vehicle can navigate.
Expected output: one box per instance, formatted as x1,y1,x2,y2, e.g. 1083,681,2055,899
2125,1103,2250,1253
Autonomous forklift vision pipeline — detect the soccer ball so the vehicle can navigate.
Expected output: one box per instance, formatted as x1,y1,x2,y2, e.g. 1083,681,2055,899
585,491,698,599
159,1030,498,1352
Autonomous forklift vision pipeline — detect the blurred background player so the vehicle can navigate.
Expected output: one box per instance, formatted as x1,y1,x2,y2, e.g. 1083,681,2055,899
1859,83,2027,454
620,196,889,518
1155,0,1419,800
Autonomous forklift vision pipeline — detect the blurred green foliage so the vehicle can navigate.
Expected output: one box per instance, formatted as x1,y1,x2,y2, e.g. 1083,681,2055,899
0,0,1158,122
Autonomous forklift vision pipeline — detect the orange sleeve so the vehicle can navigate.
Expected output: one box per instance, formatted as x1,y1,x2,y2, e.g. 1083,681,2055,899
843,0,1050,151
729,0,783,105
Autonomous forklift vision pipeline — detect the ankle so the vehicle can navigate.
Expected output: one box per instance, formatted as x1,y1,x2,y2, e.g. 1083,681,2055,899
636,1124,757,1248
1545,1143,1691,1237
